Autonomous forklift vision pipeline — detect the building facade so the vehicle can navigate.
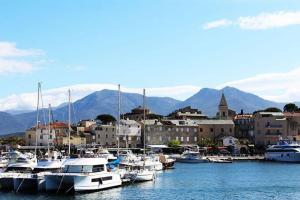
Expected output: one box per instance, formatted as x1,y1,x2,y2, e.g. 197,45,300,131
93,119,141,148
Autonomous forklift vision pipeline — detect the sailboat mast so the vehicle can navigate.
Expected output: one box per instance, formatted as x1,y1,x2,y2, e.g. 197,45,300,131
48,104,51,158
143,88,146,155
117,84,120,155
35,82,41,157
68,89,71,156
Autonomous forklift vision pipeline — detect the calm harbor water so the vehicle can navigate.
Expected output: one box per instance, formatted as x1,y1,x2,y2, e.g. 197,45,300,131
1,162,300,200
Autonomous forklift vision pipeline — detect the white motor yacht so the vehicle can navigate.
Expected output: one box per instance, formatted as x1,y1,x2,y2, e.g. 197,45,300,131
45,157,122,193
0,151,37,191
265,139,300,162
13,154,66,193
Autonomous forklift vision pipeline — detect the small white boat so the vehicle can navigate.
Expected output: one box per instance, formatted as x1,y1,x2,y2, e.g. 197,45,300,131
45,158,122,193
125,169,155,182
176,151,209,163
209,157,233,163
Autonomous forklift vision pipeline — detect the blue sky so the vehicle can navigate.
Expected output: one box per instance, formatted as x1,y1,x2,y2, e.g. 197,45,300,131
1,0,300,110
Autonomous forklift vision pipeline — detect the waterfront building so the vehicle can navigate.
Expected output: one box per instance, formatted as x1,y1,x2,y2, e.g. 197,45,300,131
62,135,86,147
93,119,141,148
77,119,96,132
143,119,199,145
254,112,287,146
123,106,151,121
167,106,208,120
24,122,69,147
234,113,254,141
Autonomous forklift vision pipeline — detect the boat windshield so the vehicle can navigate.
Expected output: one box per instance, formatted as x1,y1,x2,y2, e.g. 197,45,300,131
64,164,105,173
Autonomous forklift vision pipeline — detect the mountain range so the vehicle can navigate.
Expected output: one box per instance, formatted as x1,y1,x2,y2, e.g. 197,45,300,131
0,86,296,135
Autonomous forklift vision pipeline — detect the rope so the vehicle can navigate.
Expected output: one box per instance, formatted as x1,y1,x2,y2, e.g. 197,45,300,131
16,178,25,193
56,175,65,194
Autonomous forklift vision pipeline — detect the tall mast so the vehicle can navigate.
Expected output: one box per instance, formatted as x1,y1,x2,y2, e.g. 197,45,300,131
143,88,146,155
35,82,41,157
48,104,51,158
117,84,120,155
68,89,71,156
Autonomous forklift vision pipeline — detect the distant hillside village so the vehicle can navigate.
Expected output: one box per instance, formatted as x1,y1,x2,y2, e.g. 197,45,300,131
1,94,300,154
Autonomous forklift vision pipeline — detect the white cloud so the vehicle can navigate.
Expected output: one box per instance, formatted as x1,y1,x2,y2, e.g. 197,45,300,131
0,84,201,111
203,11,300,30
0,41,44,75
0,42,43,57
218,67,300,102
0,59,33,74
203,19,232,30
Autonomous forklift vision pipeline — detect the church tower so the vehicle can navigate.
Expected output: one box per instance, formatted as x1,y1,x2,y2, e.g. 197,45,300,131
218,93,229,119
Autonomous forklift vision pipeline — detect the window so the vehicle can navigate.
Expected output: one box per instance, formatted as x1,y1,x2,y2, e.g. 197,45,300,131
186,137,189,142
147,127,151,131
200,128,203,132
210,128,214,132
222,112,225,117
229,128,232,133
147,136,150,141
168,136,171,141
194,137,197,142
40,143,43,146
181,137,184,142
112,128,115,132
40,135,43,139
137,137,140,141
186,128,189,132
194,128,197,133
176,128,179,132
98,134,100,138
106,134,108,138
28,134,31,139
176,136,179,141
181,128,184,132
168,128,171,132
159,136,162,142
128,136,132,141
221,128,224,133
159,127,163,131
92,165,105,172
49,135,52,139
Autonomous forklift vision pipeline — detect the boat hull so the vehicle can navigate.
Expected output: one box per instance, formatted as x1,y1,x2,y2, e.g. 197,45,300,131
265,152,300,162
45,173,122,193
176,158,209,163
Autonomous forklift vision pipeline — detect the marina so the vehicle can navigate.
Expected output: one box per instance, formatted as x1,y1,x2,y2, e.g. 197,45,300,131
1,162,300,200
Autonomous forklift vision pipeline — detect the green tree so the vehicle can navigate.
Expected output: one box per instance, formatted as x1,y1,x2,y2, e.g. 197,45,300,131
147,114,163,120
168,140,181,148
264,107,282,112
96,114,116,124
283,103,299,112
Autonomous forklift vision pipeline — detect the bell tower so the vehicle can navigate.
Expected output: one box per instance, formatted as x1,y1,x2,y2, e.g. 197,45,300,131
218,93,228,119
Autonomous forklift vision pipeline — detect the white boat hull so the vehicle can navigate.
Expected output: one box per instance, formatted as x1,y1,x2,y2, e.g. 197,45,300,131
176,158,209,163
265,152,300,162
45,172,122,193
